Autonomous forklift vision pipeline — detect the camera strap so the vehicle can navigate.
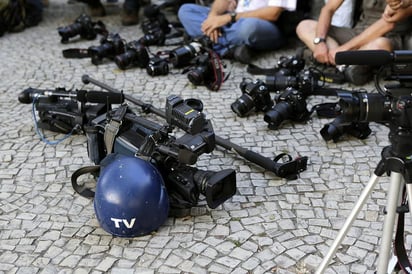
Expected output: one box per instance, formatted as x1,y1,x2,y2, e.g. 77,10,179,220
62,48,91,59
394,190,412,273
207,49,225,91
104,105,128,154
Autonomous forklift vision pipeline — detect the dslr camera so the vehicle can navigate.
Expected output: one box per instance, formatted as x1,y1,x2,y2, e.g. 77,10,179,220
264,87,310,130
114,41,150,70
231,78,273,117
88,33,126,65
169,36,212,68
146,56,169,76
57,14,107,43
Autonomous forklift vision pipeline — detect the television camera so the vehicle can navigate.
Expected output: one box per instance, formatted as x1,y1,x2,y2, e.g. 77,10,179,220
18,85,236,217
320,50,412,143
316,50,412,273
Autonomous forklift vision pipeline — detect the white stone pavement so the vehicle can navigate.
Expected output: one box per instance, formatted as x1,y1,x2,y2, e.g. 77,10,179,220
0,1,410,273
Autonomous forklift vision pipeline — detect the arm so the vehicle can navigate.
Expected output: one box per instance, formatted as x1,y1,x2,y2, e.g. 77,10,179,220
383,4,412,22
313,0,345,64
328,17,396,63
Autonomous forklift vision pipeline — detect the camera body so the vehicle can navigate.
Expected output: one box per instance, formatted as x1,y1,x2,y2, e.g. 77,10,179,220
57,14,99,43
89,33,126,65
264,87,309,130
146,56,169,76
138,29,166,46
114,41,150,70
187,54,214,86
231,78,273,117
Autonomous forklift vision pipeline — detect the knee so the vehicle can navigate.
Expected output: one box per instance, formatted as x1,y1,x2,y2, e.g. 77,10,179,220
363,37,393,51
178,3,196,21
296,19,317,40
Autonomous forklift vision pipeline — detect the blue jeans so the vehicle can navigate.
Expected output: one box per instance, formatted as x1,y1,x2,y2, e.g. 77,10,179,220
177,3,285,55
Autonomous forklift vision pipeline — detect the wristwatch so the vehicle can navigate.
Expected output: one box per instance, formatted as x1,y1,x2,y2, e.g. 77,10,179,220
230,11,237,24
313,37,326,45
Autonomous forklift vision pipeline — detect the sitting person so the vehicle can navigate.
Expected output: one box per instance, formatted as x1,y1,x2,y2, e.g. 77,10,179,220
296,0,412,85
177,0,297,64
76,0,148,26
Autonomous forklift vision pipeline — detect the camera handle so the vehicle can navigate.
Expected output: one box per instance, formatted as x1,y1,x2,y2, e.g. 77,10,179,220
81,74,308,179
316,145,412,273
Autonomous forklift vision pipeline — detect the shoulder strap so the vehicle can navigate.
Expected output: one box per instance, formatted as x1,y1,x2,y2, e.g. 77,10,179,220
71,165,100,198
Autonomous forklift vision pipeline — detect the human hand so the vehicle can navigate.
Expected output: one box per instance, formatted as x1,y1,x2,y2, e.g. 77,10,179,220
201,14,229,42
383,4,409,22
328,47,339,65
313,43,331,64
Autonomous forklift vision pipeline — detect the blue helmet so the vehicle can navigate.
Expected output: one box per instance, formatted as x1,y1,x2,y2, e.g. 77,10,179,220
94,154,169,237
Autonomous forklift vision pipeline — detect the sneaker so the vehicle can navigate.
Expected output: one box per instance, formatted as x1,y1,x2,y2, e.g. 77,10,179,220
121,9,139,26
233,44,254,64
344,65,373,86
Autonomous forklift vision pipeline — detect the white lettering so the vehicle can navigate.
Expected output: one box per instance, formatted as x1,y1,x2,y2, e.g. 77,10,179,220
110,218,123,228
123,218,136,228
110,217,136,229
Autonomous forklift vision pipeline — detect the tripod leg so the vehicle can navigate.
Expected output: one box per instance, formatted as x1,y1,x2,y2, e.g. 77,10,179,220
316,174,380,274
377,172,403,274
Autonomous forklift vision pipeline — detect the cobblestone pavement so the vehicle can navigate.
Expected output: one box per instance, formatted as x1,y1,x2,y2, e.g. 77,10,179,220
1,1,410,273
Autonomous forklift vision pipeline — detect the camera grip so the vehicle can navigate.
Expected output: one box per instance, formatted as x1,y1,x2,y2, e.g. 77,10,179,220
244,150,308,180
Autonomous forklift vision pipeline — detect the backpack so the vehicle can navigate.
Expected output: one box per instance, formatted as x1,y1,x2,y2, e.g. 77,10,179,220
0,0,42,36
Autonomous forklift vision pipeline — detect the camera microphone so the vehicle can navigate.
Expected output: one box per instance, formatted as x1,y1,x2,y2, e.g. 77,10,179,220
335,50,412,66
76,90,124,104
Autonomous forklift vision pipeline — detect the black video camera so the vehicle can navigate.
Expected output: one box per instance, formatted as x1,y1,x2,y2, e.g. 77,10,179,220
57,14,107,43
321,50,412,144
231,78,273,117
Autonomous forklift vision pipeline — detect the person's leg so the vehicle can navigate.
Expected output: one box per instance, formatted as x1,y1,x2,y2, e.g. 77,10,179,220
177,4,210,38
76,0,106,16
121,0,144,25
221,18,285,51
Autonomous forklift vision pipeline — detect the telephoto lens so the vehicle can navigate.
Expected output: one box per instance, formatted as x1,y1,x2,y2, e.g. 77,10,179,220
169,42,203,68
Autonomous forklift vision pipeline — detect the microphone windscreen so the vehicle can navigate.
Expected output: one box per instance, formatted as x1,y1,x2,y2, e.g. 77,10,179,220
335,50,393,66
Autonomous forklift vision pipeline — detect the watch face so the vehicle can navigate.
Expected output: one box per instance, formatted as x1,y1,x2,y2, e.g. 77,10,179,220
314,37,325,44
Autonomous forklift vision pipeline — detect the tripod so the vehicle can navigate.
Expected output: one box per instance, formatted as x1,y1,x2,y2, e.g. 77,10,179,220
316,129,412,274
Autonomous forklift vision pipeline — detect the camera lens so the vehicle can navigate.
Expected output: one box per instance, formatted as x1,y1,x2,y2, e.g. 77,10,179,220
187,66,208,86
265,75,297,91
114,50,136,70
320,116,345,142
231,93,254,117
264,102,292,129
146,61,169,76
170,42,202,68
